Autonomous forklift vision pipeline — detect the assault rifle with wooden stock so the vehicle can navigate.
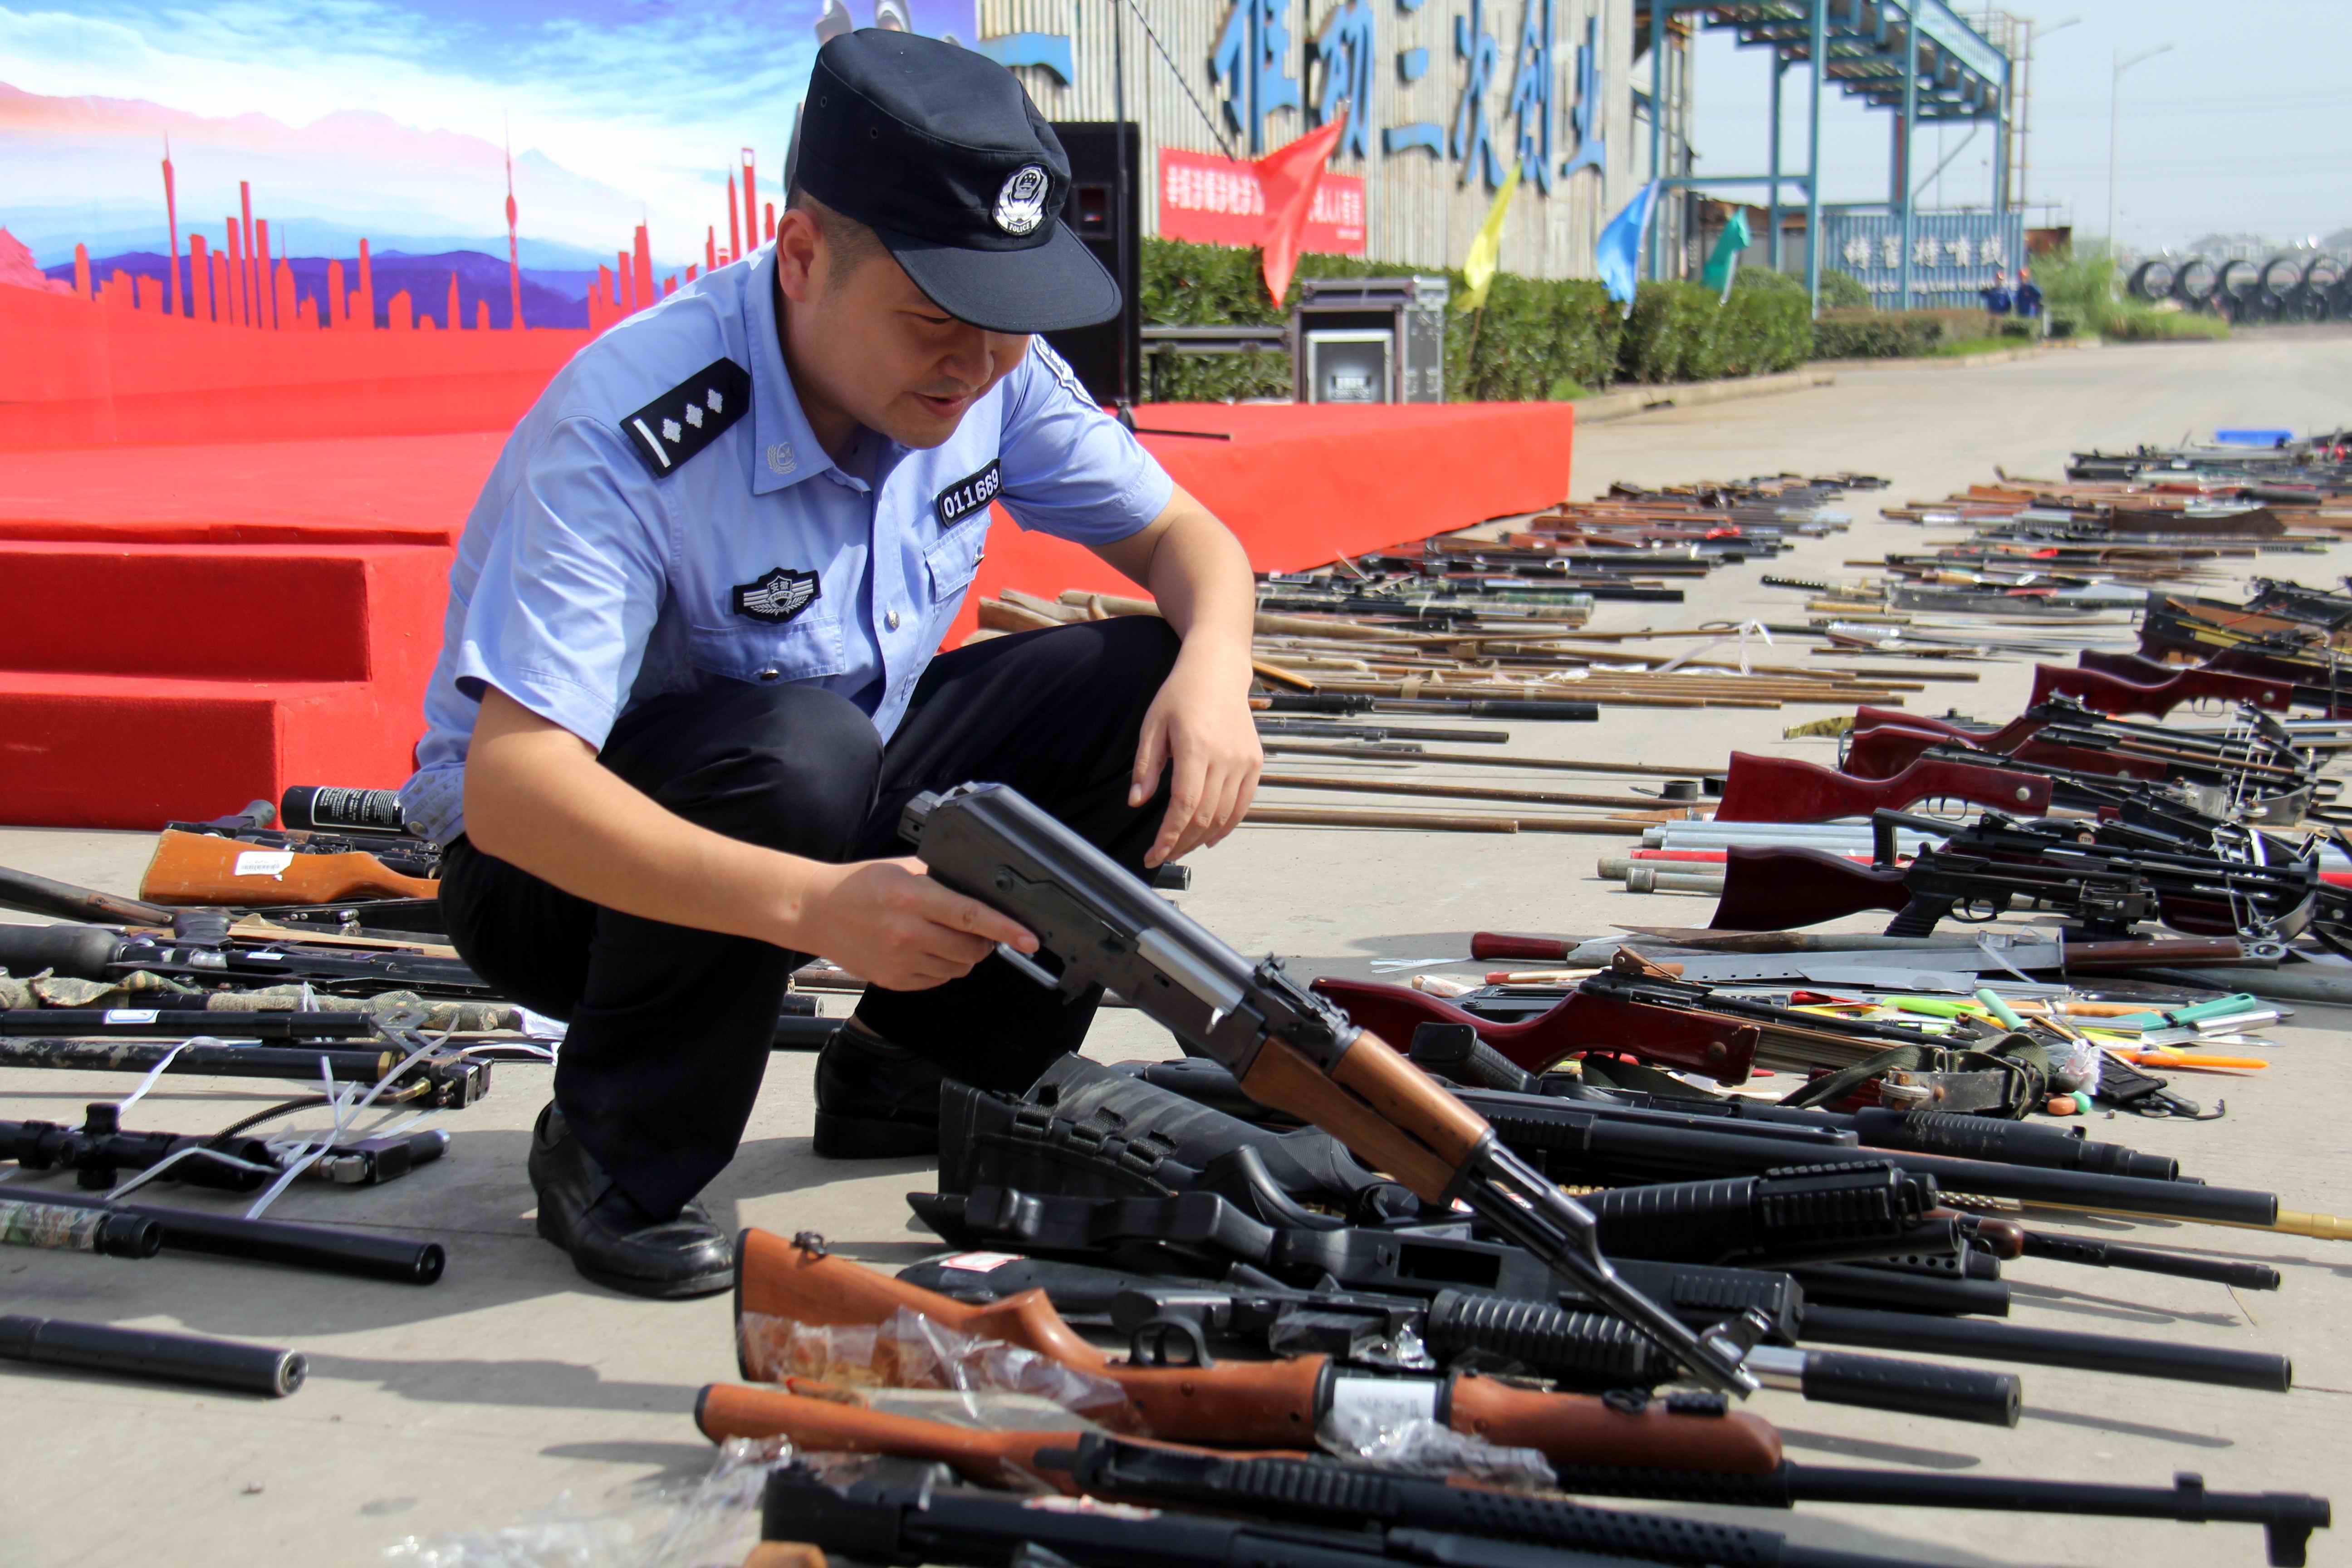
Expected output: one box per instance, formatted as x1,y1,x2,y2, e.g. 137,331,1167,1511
900,781,1762,1393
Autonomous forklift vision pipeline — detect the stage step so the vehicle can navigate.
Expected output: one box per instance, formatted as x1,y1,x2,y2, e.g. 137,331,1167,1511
0,540,450,828
0,673,422,829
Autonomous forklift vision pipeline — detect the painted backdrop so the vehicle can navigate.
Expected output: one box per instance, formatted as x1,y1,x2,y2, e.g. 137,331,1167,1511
1,0,977,328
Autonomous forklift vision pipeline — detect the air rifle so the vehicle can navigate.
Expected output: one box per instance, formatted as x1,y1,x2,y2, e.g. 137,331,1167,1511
910,1186,2296,1394
0,921,491,1000
895,1252,2024,1428
902,782,1760,1393
1712,752,2050,823
733,1230,1782,1473
1847,700,2313,793
1288,974,1761,1082
0,1038,491,1107
2030,661,2295,717
139,828,440,908
1708,841,2156,939
1309,970,1941,1079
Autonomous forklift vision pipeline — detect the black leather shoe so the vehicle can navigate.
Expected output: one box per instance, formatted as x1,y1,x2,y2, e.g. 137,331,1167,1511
527,1103,733,1298
813,1020,946,1158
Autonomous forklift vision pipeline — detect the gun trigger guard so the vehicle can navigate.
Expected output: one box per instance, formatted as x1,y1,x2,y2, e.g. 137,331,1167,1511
1128,1316,1214,1370
995,941,1066,993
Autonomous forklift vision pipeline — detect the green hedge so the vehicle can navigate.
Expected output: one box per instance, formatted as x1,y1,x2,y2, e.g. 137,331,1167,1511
1139,238,1812,402
1810,308,1951,358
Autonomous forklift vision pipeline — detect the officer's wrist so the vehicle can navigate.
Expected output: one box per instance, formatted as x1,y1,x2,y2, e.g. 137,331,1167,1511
764,853,841,951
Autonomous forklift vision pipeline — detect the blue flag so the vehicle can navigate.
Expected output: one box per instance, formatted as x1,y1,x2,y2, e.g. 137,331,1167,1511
1597,181,1660,315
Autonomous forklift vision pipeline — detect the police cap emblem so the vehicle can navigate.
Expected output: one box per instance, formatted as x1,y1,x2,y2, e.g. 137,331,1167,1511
992,165,1050,237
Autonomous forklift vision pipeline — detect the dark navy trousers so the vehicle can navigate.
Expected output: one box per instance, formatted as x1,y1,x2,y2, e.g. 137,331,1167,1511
440,616,1181,1217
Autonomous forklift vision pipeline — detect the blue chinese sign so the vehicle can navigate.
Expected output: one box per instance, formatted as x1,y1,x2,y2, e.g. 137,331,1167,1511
1822,211,2029,309
990,0,1603,188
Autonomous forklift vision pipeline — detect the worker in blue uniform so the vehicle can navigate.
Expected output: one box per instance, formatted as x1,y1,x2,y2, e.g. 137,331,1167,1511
397,31,1263,1298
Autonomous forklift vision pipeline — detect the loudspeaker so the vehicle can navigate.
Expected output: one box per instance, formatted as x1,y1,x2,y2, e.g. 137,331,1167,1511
1044,121,1142,407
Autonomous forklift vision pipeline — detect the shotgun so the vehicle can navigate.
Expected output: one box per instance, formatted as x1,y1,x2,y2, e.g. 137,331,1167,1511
1707,843,2156,939
732,1230,1782,1471
902,782,1762,1393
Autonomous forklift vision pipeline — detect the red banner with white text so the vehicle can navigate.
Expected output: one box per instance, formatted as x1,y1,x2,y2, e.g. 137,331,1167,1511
1156,147,1367,255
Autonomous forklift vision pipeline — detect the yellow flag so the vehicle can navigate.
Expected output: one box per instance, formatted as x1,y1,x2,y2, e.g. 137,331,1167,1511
1456,162,1524,312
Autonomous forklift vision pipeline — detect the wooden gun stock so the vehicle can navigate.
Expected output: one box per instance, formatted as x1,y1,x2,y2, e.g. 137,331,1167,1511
730,1233,1784,1473
139,828,439,907
1843,721,2173,787
1470,931,1582,962
2030,663,2293,718
1307,976,1759,1085
697,1377,1783,1484
1710,847,1911,931
735,1230,1328,1445
1714,752,2049,823
697,1384,1104,1490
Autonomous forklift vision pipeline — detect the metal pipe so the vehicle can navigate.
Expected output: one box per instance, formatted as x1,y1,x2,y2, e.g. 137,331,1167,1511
1899,17,1917,311
1767,59,1784,270
1804,0,1825,311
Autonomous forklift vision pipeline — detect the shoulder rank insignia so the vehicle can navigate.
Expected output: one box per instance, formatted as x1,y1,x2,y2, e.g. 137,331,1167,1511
620,358,752,479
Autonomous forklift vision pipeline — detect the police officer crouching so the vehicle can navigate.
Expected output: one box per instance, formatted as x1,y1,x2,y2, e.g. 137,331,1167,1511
397,33,1263,1298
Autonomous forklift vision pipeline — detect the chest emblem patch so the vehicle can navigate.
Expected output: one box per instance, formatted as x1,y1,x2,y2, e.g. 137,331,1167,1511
732,567,821,624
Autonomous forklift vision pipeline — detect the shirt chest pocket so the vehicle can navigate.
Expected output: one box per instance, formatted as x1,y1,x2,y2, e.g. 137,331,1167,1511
683,610,847,685
923,520,988,604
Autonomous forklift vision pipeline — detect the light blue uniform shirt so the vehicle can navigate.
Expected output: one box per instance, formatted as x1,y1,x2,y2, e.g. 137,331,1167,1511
398,244,1174,845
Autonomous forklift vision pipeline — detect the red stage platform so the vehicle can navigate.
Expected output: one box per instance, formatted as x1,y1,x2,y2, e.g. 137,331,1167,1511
0,286,1575,828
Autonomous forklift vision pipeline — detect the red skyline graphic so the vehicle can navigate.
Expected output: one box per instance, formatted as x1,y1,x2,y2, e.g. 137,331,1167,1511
20,133,780,340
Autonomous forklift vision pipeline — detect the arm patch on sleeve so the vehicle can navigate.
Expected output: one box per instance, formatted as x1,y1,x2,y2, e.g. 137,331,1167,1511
619,358,751,479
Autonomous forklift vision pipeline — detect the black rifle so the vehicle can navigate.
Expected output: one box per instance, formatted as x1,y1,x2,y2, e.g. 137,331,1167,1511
1057,1432,2328,1568
940,1070,1957,1274
897,1252,2023,1428
1111,1055,2278,1230
911,1185,2293,1395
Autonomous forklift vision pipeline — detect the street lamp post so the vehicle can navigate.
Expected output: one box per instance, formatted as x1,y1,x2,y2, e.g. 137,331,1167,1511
2107,41,2174,264
2017,14,2080,212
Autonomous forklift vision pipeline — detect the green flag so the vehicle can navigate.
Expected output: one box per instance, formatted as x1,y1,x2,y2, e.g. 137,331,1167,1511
1702,208,1753,301
1455,162,1524,312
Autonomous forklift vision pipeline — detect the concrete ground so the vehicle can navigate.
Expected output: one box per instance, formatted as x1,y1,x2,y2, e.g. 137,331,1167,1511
5,332,2352,1567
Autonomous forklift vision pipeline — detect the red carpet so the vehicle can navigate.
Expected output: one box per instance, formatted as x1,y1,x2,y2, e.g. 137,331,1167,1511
1,279,1575,827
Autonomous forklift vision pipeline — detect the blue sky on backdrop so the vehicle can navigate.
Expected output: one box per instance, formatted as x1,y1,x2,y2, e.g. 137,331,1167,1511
1688,0,2351,250
0,0,974,265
